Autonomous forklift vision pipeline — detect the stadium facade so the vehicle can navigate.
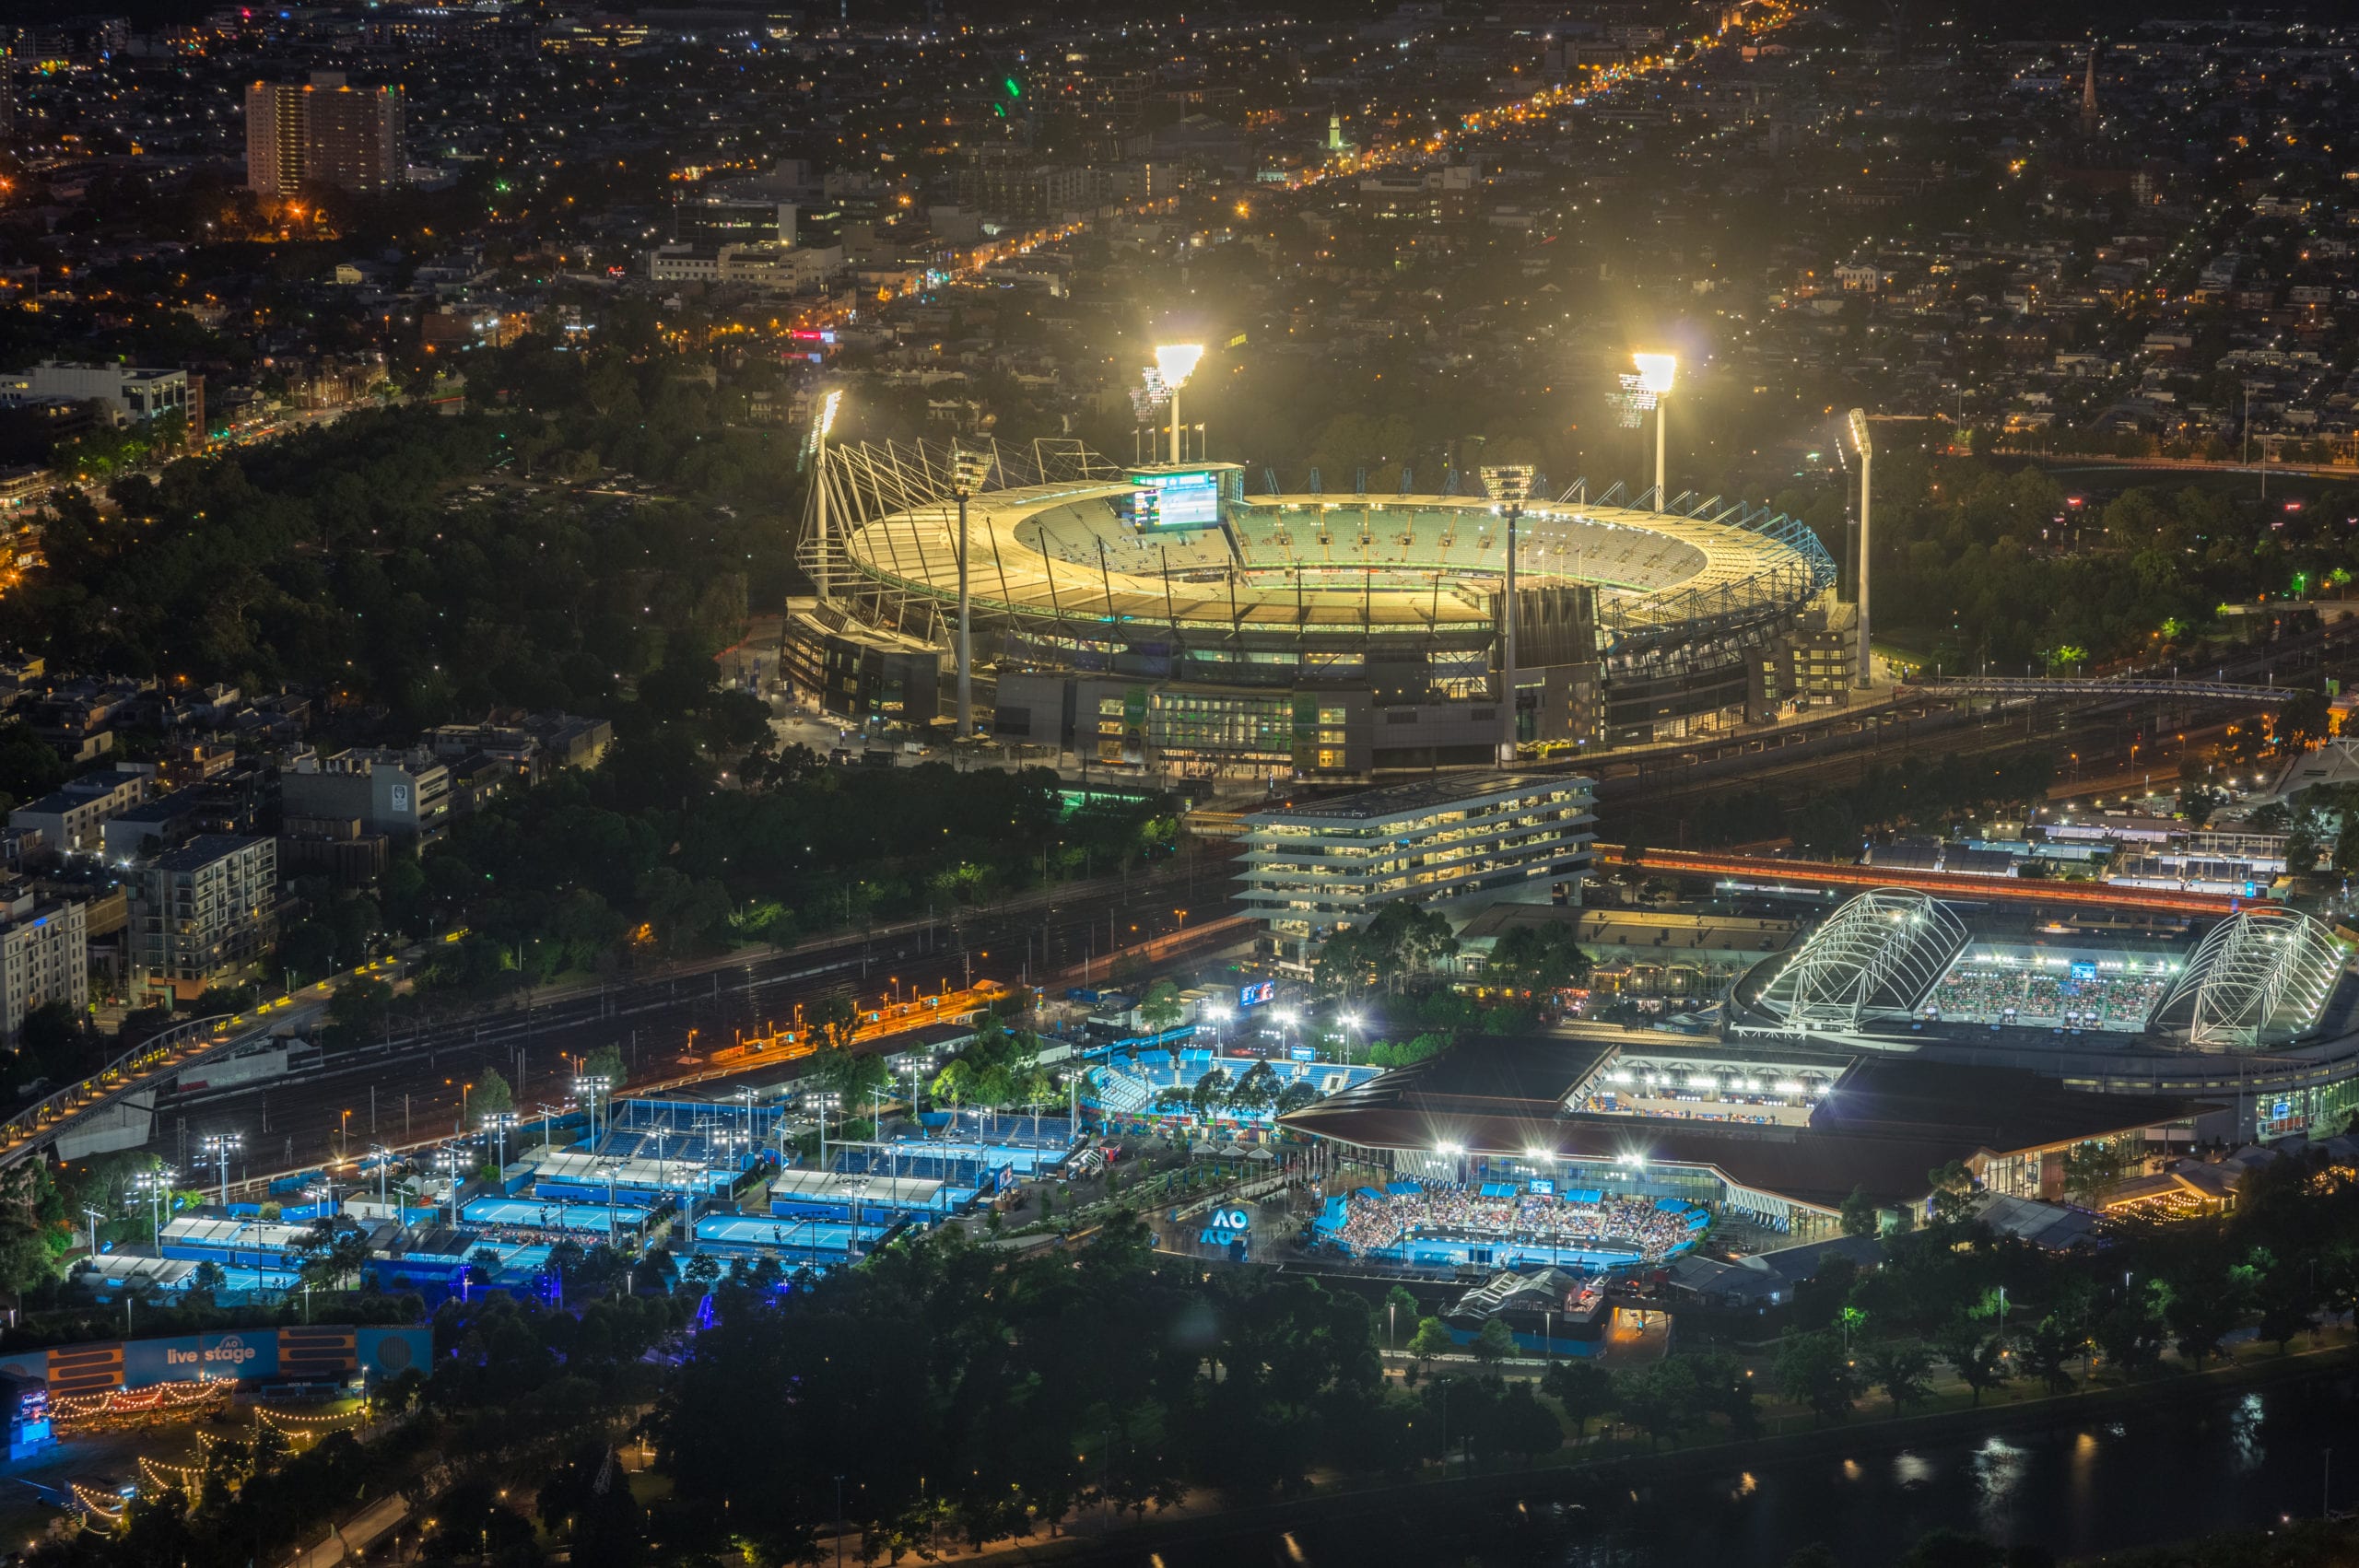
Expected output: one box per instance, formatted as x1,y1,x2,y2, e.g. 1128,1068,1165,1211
784,438,1846,776
1729,887,2359,1143
1277,1036,2193,1242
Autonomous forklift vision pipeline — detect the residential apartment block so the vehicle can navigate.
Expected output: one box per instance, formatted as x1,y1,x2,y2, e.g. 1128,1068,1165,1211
131,835,277,1000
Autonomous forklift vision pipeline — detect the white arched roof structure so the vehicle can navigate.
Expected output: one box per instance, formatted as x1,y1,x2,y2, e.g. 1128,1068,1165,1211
2153,907,2345,1050
1757,889,1970,1034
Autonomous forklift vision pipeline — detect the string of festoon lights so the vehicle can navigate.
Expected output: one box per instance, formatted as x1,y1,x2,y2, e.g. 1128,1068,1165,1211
70,1483,125,1522
138,1456,206,1495
254,1404,367,1434
51,1379,229,1425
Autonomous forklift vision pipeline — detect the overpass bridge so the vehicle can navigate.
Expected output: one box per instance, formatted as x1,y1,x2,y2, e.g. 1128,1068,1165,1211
1907,675,2293,703
0,1013,267,1168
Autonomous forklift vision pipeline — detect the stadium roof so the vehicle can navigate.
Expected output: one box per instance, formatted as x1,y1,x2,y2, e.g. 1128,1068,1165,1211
2151,906,2342,1048
1277,1036,2201,1210
1753,888,1969,1033
806,438,1834,640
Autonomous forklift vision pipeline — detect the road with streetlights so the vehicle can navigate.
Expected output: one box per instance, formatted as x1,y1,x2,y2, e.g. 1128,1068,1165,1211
149,851,1240,1189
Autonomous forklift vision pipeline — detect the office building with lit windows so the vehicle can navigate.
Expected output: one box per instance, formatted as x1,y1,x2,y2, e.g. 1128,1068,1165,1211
1236,771,1594,971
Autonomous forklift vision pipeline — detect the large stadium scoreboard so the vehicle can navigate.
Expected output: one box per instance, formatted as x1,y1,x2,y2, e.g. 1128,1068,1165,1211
1121,462,1245,530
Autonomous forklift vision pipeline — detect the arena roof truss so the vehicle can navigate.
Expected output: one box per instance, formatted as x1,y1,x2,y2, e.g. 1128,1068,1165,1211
2152,907,2344,1050
1757,889,1971,1034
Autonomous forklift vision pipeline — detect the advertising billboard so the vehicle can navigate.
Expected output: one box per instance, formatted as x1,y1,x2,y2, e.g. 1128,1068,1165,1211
0,1327,432,1396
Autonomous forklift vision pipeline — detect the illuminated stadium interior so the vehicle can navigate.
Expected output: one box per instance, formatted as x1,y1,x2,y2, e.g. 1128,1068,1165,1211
1729,889,2359,1141
786,437,1843,766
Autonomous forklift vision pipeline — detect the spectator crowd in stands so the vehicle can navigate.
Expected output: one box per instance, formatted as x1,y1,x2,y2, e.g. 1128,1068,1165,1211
1930,963,2166,1031
1331,1183,1695,1262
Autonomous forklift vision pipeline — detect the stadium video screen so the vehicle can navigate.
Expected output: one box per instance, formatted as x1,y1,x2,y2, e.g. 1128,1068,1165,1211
1127,469,1223,529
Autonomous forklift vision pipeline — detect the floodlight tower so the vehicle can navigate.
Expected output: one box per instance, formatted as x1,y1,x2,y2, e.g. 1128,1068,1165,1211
1481,463,1536,767
810,390,843,600
200,1132,242,1209
1633,354,1677,510
1154,344,1203,463
1847,407,1873,687
574,1072,611,1143
128,1164,178,1247
485,1110,520,1172
948,446,994,739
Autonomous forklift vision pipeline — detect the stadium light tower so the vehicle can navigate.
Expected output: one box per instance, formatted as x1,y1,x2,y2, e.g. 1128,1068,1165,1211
200,1131,242,1209
1847,407,1873,687
128,1164,177,1247
810,389,843,601
485,1110,520,1173
1633,354,1677,510
1481,463,1536,767
1154,344,1203,464
948,446,994,740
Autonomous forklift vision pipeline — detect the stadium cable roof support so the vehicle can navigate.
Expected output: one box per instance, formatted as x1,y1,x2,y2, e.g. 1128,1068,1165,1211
2153,906,2344,1050
1755,888,1971,1033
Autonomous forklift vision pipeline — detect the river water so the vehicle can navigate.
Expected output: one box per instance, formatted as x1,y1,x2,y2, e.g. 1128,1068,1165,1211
1125,1375,2359,1567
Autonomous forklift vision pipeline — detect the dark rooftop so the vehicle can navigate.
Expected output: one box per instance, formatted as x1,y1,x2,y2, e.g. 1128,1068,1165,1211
1279,1035,2204,1210
148,832,264,872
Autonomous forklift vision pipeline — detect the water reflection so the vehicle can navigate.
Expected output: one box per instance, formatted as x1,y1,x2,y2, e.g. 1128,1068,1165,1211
1127,1381,2359,1568
2229,1390,2266,1470
1971,1435,2028,1534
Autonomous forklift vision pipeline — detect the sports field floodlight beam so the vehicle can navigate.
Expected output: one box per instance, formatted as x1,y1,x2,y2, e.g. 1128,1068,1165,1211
1633,354,1677,509
1154,344,1204,463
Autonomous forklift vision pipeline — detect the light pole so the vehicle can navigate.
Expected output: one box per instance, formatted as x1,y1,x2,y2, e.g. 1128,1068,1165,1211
1632,354,1677,509
434,1144,468,1228
575,1074,610,1144
1154,344,1204,464
948,446,993,740
129,1165,178,1247
1847,407,1874,687
486,1111,519,1173
811,389,842,602
201,1132,242,1208
599,1158,622,1250
1481,463,1535,766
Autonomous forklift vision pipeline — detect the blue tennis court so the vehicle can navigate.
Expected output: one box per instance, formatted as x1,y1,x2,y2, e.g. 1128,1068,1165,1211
695,1213,891,1258
462,1197,650,1234
916,1139,1067,1176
